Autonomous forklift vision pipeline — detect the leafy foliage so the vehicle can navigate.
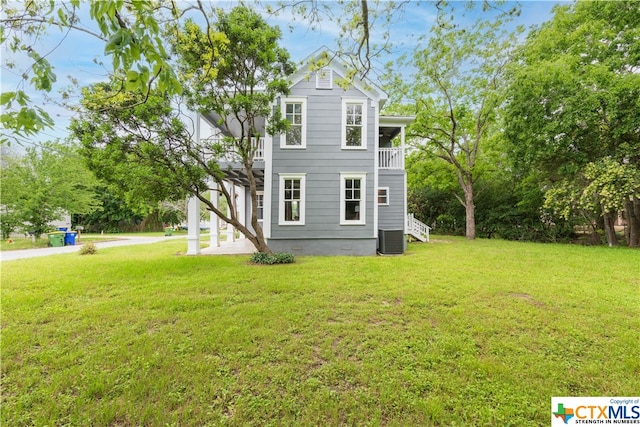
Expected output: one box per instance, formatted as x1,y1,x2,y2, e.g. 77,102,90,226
504,1,640,246
0,142,100,237
1,0,181,145
407,4,522,240
250,251,295,265
72,6,294,254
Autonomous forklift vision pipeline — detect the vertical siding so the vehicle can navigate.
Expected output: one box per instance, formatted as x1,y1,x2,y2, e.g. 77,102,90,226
270,73,376,240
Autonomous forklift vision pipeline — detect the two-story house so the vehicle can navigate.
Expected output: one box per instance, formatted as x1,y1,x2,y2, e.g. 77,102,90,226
185,49,429,256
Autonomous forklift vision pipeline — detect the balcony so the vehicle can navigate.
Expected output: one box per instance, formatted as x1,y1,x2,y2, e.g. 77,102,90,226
201,136,264,162
378,147,404,170
200,136,265,187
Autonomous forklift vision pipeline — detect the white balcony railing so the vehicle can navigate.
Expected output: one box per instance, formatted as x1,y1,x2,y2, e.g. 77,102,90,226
201,136,264,162
379,147,404,170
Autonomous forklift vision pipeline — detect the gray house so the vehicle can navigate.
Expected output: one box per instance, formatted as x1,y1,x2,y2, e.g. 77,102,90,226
186,49,429,256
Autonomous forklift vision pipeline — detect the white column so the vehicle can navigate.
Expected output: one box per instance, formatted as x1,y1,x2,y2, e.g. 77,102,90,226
237,185,246,240
186,196,201,255
226,182,235,242
210,184,220,248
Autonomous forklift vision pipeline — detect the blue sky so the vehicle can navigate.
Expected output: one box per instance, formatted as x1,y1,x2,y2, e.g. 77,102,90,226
1,0,570,145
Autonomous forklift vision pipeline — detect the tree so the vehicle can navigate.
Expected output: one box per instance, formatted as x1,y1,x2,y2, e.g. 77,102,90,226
505,1,640,247
173,6,293,254
72,6,293,253
407,4,521,239
0,142,99,237
1,0,185,145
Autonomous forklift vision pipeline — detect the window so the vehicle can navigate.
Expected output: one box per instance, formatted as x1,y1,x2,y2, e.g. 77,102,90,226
281,98,307,148
279,174,306,225
256,192,264,221
316,68,333,89
378,187,389,206
342,99,367,149
340,173,366,225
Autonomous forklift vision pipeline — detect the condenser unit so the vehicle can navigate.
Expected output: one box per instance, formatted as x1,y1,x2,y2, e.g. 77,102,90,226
378,229,404,255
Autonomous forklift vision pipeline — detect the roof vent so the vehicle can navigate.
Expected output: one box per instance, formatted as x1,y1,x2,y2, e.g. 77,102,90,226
316,68,333,89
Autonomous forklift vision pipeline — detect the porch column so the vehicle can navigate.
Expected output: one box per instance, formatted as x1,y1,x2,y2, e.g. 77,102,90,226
226,182,235,242
186,196,201,255
236,185,246,240
210,184,220,248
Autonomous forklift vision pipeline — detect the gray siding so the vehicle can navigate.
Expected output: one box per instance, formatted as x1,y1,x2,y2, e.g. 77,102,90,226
270,73,376,241
378,170,406,231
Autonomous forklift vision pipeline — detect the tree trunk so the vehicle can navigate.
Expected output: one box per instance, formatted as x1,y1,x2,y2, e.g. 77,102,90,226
603,211,619,247
463,181,476,240
626,196,640,248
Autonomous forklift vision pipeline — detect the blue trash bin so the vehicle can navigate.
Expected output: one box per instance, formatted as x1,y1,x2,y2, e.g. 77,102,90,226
64,232,77,246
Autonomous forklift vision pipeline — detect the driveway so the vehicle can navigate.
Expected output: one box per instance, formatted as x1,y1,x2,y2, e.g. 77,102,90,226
0,235,188,262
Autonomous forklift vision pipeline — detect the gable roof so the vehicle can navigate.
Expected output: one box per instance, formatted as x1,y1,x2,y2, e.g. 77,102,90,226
288,47,389,108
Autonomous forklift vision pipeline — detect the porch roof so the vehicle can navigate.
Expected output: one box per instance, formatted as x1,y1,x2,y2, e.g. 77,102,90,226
379,115,415,140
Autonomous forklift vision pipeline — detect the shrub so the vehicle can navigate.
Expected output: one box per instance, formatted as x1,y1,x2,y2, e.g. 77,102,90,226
250,251,295,265
78,242,98,255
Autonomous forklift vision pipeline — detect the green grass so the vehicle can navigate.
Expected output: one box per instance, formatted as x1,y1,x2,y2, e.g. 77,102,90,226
1,237,638,426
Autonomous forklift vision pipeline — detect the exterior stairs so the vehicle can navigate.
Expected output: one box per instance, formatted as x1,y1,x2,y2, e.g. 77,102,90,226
406,213,430,242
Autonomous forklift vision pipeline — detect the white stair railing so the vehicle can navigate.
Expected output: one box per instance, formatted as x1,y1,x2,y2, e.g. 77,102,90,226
406,213,430,242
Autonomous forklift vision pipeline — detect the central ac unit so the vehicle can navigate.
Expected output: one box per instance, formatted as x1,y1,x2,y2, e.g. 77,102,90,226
378,229,404,254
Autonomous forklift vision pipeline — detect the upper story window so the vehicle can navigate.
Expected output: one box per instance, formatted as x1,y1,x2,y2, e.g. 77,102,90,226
316,68,333,89
279,174,306,225
281,97,307,148
340,172,366,225
342,99,367,149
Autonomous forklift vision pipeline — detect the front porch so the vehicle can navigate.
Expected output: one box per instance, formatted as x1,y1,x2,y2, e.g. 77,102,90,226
200,238,255,255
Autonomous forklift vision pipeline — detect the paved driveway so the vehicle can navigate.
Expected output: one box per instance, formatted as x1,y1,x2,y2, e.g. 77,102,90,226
1,235,256,261
0,235,187,262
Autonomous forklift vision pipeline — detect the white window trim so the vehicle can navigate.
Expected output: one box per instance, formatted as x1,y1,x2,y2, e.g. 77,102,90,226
281,97,307,149
378,187,389,206
340,172,366,225
341,98,368,150
278,173,306,225
256,191,264,222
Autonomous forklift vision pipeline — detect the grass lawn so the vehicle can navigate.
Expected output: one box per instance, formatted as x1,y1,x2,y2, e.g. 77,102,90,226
1,237,638,426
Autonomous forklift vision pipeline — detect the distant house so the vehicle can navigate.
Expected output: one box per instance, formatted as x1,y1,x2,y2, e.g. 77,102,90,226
186,49,429,255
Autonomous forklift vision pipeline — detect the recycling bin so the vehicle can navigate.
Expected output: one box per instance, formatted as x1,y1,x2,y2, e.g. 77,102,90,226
64,231,77,246
47,232,65,247
165,227,174,236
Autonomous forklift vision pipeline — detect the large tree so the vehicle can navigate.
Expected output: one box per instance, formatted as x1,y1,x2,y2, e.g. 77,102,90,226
0,142,99,237
505,1,640,247
72,6,293,253
407,4,521,240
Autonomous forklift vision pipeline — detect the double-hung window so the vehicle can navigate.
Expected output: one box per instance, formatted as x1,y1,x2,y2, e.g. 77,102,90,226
342,99,367,149
256,191,264,221
281,97,307,148
340,173,366,225
279,174,306,225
